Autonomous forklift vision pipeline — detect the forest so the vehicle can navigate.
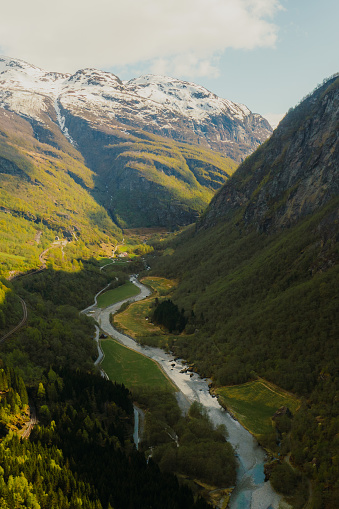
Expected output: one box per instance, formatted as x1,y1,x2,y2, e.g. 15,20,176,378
146,198,338,507
0,255,214,509
0,73,338,509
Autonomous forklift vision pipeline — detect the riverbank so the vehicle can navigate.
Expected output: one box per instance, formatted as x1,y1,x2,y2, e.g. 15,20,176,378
85,276,283,509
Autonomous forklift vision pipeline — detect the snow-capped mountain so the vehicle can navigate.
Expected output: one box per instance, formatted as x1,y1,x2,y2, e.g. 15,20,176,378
0,56,273,227
0,56,271,162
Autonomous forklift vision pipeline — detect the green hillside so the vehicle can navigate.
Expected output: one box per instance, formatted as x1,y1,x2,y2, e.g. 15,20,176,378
149,78,339,508
66,117,238,228
0,110,122,277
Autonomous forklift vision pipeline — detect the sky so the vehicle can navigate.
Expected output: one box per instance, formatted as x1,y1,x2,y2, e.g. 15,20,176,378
0,0,338,127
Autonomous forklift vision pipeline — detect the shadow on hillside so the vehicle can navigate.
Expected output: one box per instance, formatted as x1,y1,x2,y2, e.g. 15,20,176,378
0,257,145,379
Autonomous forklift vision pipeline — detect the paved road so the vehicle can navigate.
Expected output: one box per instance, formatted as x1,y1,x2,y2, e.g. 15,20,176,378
0,296,28,343
85,276,282,509
21,406,38,439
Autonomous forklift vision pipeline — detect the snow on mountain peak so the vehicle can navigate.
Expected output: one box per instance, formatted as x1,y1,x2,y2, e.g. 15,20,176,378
0,57,272,160
126,74,250,121
0,57,254,125
0,55,69,94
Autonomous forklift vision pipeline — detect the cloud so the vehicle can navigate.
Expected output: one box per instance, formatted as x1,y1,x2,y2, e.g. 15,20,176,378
0,0,282,76
150,54,221,79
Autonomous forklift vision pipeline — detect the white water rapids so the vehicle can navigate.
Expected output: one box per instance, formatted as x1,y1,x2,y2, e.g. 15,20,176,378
84,276,283,509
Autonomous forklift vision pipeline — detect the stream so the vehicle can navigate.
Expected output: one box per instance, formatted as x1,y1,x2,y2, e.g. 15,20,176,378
84,276,283,509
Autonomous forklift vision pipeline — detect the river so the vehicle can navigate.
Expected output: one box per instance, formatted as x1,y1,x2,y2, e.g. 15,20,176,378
84,276,284,509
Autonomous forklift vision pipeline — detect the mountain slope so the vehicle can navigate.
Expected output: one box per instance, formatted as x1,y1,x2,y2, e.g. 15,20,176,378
0,108,121,277
0,57,271,160
151,75,339,507
203,75,339,231
0,56,271,227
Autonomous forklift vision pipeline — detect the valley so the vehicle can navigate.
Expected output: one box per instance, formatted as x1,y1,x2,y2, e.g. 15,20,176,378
87,275,283,508
0,61,337,509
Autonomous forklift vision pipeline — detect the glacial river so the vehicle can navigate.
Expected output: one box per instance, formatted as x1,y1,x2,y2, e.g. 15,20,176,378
84,276,283,509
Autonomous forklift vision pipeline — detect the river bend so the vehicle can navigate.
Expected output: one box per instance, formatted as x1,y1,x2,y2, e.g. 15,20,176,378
85,276,282,509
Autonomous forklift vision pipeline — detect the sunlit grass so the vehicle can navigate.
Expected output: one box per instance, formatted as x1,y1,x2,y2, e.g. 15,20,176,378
114,277,177,347
142,276,177,294
216,379,300,436
98,257,113,266
101,338,175,390
96,282,140,308
0,252,26,261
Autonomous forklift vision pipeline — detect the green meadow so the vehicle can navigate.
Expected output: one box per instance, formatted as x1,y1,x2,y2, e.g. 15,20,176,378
0,252,26,261
114,277,177,348
100,338,174,391
98,257,113,266
96,282,140,308
216,379,300,436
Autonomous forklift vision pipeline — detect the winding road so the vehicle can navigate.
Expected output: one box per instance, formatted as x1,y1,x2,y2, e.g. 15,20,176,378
0,296,28,343
84,276,284,509
21,406,38,439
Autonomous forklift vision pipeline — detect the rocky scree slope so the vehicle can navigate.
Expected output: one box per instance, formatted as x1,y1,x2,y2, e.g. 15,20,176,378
0,56,270,227
202,75,339,232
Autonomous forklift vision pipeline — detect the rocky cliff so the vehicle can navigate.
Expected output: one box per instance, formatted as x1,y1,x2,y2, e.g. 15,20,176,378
202,75,339,232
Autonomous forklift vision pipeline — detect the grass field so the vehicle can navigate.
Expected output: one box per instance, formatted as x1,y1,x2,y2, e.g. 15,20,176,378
114,277,177,347
0,252,26,261
100,338,175,391
98,257,113,266
216,379,300,436
142,276,177,295
98,257,131,267
96,283,140,308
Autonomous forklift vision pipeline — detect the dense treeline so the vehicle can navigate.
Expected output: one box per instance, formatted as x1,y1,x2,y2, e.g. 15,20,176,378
133,387,236,488
0,364,28,437
0,366,211,509
150,400,236,487
149,197,339,507
30,368,210,509
0,262,213,508
152,299,187,333
0,433,103,509
0,290,97,380
0,260,140,379
151,199,338,392
18,263,128,309
0,279,23,332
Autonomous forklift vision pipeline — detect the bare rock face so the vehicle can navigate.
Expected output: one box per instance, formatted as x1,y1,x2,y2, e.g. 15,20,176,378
202,75,339,232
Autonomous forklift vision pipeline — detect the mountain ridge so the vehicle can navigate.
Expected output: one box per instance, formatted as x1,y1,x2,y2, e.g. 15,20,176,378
3,55,267,227
0,55,272,161
149,74,339,507
201,74,339,232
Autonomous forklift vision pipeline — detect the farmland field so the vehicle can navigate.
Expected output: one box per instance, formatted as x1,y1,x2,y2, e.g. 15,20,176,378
96,282,140,308
100,338,175,391
216,379,300,436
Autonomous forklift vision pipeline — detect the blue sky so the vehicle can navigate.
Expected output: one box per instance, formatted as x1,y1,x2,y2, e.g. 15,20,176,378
202,0,339,123
1,0,338,126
